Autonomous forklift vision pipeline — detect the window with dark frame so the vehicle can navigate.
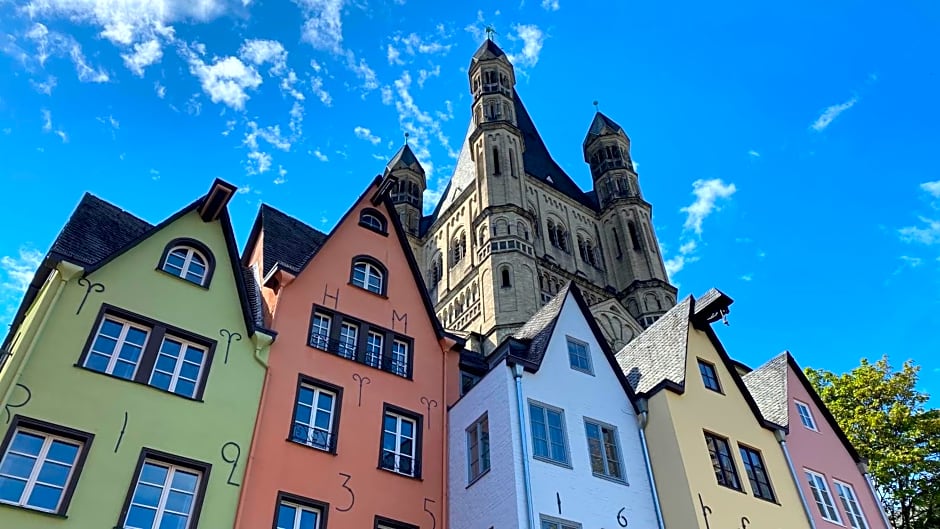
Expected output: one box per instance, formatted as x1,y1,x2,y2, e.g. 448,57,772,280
359,209,388,234
118,450,209,529
374,516,419,529
161,243,211,286
307,306,413,379
467,413,490,483
0,416,93,515
584,419,623,481
275,492,329,529
290,377,341,452
379,407,422,478
351,259,385,295
80,306,214,400
698,359,721,392
529,401,569,465
704,431,741,490
738,444,775,501
566,338,592,374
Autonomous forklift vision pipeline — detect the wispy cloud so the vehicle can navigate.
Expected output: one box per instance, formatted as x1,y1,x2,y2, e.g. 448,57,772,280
811,97,857,132
681,178,737,235
293,0,346,54
185,51,262,110
40,108,68,142
1,247,42,295
354,126,382,145
748,150,760,158
898,181,940,246
312,149,328,162
921,180,940,199
508,24,545,68
541,0,561,10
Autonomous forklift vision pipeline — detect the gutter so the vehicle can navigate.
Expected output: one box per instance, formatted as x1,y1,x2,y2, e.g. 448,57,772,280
858,462,894,529
636,399,666,529
775,429,818,529
512,363,536,529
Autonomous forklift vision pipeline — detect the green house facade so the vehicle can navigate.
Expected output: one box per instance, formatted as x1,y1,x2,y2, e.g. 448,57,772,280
0,180,273,528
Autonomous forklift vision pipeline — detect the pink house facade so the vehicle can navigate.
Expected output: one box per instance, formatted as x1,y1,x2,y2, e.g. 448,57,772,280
744,353,892,529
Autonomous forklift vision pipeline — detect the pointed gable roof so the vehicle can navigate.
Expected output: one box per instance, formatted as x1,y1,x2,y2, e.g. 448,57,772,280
243,204,328,278
386,144,425,175
583,111,627,148
471,38,508,63
745,352,864,462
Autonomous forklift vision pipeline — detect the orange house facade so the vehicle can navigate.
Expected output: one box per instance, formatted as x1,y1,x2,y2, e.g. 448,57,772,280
234,174,463,529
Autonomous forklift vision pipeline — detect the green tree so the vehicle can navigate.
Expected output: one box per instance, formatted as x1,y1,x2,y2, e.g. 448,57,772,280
806,357,940,529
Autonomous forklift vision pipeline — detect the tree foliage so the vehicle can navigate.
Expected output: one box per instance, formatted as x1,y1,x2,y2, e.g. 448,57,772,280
806,356,940,529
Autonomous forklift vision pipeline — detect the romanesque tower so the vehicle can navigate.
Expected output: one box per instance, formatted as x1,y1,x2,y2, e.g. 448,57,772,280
389,36,678,357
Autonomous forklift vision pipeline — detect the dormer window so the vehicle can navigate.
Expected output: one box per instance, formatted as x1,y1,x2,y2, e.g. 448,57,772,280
159,239,214,287
359,208,388,234
351,257,386,295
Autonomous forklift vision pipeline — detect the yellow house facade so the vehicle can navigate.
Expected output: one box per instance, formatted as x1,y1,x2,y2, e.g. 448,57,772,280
616,290,814,529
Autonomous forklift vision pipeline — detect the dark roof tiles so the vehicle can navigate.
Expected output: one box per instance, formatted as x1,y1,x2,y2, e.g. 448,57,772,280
258,204,328,276
471,39,507,62
50,193,152,267
386,144,425,175
510,282,571,365
615,296,693,395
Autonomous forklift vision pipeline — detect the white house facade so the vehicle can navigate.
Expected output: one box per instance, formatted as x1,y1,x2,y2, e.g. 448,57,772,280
449,283,662,529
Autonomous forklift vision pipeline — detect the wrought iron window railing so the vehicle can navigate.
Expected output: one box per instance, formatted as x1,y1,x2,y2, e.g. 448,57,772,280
380,451,420,477
310,333,408,378
290,424,336,452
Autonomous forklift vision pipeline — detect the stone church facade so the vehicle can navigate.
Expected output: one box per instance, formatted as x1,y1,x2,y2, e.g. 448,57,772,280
386,38,677,355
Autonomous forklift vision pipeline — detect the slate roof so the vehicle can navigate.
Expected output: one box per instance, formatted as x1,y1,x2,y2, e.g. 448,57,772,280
386,144,424,175
742,353,790,427
471,38,507,62
615,296,693,395
583,112,626,148
507,282,572,366
256,204,328,276
243,265,265,328
49,193,152,267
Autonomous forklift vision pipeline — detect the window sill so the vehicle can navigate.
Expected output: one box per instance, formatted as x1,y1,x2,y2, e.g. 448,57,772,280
716,482,747,494
592,472,628,486
74,364,205,403
466,468,491,489
347,282,389,299
533,455,572,470
0,500,68,518
154,267,210,289
377,466,423,481
570,366,595,377
752,495,780,505
286,437,338,455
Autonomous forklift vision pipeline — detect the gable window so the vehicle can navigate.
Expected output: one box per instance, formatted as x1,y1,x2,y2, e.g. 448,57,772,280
529,401,569,466
467,414,490,484
738,444,775,501
704,431,741,490
351,258,385,295
119,450,209,529
80,306,214,400
359,209,388,234
834,481,869,529
0,417,93,515
291,378,341,452
567,337,593,375
379,406,422,478
795,400,818,431
307,306,413,379
160,240,213,287
806,470,842,523
698,359,721,392
584,419,624,482
540,515,581,529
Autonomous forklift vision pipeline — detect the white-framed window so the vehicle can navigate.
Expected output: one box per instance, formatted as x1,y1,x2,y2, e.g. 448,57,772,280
529,401,569,465
338,323,358,360
124,459,202,529
381,411,418,477
276,500,322,529
0,428,83,513
566,337,592,374
540,515,581,529
84,316,150,380
162,246,208,286
834,480,869,529
806,469,842,524
584,419,624,481
352,260,384,294
359,211,386,233
366,331,384,368
467,414,490,483
391,339,409,377
310,313,331,350
795,400,818,431
291,382,337,451
149,337,206,399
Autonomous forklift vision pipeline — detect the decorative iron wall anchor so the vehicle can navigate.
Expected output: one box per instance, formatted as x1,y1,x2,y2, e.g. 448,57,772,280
75,277,105,315
219,329,242,364
352,373,371,406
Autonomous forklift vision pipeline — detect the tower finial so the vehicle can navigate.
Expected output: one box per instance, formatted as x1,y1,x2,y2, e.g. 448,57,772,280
404,132,409,145
485,25,497,41
593,100,599,112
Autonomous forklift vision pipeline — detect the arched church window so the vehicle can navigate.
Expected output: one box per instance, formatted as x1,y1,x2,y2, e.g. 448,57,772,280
500,267,512,288
628,221,642,250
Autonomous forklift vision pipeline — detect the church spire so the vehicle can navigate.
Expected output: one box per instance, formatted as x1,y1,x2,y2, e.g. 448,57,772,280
386,141,426,236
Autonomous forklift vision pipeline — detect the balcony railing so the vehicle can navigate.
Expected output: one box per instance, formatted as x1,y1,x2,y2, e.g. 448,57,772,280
310,333,409,378
380,451,420,478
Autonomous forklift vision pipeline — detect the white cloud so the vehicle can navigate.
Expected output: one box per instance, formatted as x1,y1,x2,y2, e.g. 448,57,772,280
541,0,560,10
247,150,272,174
681,178,737,235
380,85,393,105
312,149,328,162
1,247,43,295
899,217,940,246
392,33,452,57
239,39,287,75
417,65,440,88
748,150,760,158
31,76,57,95
294,0,345,53
345,51,378,93
41,109,52,132
354,126,381,145
740,274,753,281
24,23,109,82
155,81,166,98
310,76,332,106
921,180,940,199
387,44,402,65
811,97,857,132
186,53,262,110
274,166,287,184
508,24,544,68
121,38,162,76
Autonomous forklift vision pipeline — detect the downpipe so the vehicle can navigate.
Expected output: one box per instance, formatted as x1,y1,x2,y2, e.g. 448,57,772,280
513,363,536,529
776,430,818,529
636,399,666,529
859,462,894,529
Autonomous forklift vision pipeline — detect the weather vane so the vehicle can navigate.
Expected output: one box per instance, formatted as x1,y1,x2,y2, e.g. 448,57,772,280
404,132,409,145
485,25,497,41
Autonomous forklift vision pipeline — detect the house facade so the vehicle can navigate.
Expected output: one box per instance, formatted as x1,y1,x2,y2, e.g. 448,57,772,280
616,290,814,529
0,180,272,528
744,353,892,529
234,175,463,529
449,283,660,529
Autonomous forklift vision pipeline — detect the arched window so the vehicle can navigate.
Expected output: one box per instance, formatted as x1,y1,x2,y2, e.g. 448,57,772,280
451,233,467,268
517,221,529,241
429,254,443,285
492,147,501,175
547,219,558,247
500,267,512,288
628,221,642,250
359,208,387,233
351,257,385,295
160,239,214,287
612,228,623,258
478,225,488,246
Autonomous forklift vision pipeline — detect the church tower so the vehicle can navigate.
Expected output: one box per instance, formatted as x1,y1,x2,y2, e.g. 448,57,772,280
387,143,425,236
584,112,676,327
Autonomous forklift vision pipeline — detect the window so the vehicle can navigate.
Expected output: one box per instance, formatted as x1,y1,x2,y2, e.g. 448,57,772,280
429,255,443,286
500,267,512,288
80,306,214,400
834,481,869,529
806,470,842,523
0,417,92,515
375,516,419,529
291,378,341,452
540,516,581,529
366,331,384,368
338,323,358,360
698,360,721,392
795,401,818,431
390,340,409,377
451,233,467,267
584,419,623,481
704,432,741,490
351,259,385,295
529,402,569,465
467,414,490,483
460,372,481,396
738,445,775,501
310,313,331,350
359,209,387,234
492,147,501,174
567,338,593,374
628,221,641,250
160,240,213,287
276,500,322,529
380,408,421,478
119,451,209,529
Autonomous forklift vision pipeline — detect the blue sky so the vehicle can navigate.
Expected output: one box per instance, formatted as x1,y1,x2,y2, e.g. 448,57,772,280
1,0,938,402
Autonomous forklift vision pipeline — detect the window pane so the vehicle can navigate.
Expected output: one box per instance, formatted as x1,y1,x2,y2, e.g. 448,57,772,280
299,508,319,528
1,452,36,479
0,476,27,503
126,505,157,529
27,483,63,511
276,503,297,529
